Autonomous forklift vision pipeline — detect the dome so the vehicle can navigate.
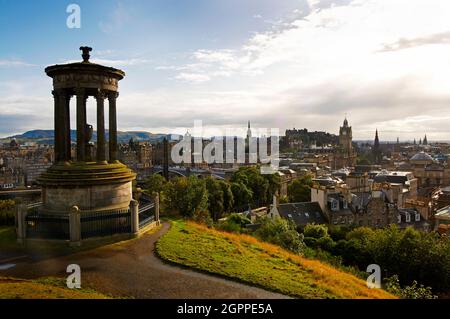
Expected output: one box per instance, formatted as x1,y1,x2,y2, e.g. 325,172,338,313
410,151,433,162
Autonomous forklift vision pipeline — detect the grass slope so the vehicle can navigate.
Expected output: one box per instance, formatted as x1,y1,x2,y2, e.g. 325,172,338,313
156,220,395,299
0,277,109,299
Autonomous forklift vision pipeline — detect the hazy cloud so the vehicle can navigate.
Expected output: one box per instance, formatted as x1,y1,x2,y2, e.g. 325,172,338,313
379,31,450,52
0,59,36,67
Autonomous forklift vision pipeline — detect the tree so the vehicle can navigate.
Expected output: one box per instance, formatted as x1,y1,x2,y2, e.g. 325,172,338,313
164,176,208,218
231,166,279,207
264,172,281,203
303,224,335,250
231,182,253,210
143,173,167,195
254,217,305,253
218,180,234,213
205,177,224,221
287,175,313,202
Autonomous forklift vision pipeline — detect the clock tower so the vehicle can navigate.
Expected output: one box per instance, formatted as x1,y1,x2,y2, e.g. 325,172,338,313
334,117,356,168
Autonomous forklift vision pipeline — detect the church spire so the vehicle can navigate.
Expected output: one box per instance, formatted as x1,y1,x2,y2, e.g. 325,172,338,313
246,120,252,138
374,129,380,148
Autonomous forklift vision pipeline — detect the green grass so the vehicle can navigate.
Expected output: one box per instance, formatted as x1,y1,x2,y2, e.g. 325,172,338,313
0,276,110,299
156,220,395,299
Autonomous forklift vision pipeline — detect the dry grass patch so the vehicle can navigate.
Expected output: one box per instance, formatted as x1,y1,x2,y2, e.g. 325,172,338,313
156,220,396,299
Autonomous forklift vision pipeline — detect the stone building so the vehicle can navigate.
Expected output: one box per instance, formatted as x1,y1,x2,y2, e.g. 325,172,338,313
404,151,450,187
333,118,356,169
119,138,153,182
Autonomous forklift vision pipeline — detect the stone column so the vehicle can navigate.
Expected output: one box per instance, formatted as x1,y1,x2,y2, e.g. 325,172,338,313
108,92,118,162
69,206,81,247
60,90,71,162
75,88,87,162
154,192,160,224
95,90,107,163
52,90,63,163
130,199,139,235
16,204,28,244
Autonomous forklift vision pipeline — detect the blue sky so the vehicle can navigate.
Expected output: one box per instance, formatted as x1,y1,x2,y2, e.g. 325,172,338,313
2,0,450,140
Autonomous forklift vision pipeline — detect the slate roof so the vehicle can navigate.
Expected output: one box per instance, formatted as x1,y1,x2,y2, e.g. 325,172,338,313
373,171,411,184
410,152,433,161
277,202,327,226
397,208,430,230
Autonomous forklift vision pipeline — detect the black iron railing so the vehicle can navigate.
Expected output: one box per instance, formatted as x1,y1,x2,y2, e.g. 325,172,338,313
25,208,70,240
80,208,131,239
139,202,155,228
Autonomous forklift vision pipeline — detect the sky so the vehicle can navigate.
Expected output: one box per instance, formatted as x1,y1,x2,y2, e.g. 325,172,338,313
1,0,450,141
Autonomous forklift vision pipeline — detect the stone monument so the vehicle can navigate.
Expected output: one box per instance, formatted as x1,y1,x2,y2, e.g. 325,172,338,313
38,47,136,214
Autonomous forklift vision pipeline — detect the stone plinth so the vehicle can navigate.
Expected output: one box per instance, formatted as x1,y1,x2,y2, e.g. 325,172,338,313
38,161,136,213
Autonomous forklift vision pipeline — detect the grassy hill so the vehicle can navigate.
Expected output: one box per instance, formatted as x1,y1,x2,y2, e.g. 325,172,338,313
156,220,396,299
0,277,109,299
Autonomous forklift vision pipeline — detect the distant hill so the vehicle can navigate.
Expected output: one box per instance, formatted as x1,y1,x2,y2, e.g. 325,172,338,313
4,130,176,145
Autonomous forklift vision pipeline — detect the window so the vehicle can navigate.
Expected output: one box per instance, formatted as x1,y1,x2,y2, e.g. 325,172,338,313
343,201,348,209
331,200,338,211
397,215,401,223
415,213,420,221
406,213,411,223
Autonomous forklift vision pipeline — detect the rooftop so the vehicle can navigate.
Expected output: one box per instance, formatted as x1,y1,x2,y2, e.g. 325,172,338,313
277,202,327,225
410,151,433,162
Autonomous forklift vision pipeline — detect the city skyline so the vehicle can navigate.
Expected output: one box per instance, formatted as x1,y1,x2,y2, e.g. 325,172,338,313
2,0,450,140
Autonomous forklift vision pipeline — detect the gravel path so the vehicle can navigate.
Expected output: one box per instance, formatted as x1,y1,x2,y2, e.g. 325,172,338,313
0,222,290,299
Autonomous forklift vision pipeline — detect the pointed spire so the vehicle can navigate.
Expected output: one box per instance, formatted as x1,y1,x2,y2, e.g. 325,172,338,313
246,120,252,138
374,129,380,148
423,134,428,145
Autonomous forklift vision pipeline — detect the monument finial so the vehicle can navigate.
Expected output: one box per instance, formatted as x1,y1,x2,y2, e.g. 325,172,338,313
79,46,92,63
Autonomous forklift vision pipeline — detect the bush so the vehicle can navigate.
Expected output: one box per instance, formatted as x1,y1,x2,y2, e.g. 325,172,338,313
317,236,335,251
304,237,318,248
192,210,214,227
218,213,251,233
328,225,353,241
303,224,329,239
384,275,437,299
330,225,450,293
254,217,305,253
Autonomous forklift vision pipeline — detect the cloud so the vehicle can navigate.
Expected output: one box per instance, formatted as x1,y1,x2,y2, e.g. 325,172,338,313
153,0,450,139
174,73,211,83
0,59,36,67
379,31,450,52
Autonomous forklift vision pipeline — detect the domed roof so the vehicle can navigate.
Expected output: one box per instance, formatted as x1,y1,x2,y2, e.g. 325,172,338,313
410,151,433,162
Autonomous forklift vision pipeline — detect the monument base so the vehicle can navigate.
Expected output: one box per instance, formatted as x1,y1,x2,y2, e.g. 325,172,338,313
38,161,136,214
